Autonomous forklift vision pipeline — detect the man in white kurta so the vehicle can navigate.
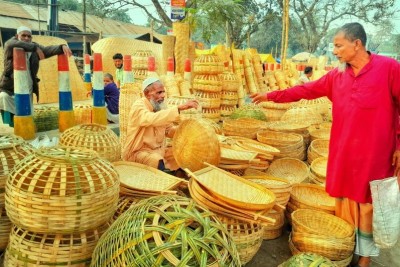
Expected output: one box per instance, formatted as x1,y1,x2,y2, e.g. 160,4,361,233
122,77,198,170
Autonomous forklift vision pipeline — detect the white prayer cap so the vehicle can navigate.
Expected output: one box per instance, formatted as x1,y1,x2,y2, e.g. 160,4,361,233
142,77,160,91
17,26,32,34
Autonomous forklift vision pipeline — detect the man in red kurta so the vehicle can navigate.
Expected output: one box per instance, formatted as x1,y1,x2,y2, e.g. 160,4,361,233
122,77,198,171
252,23,400,267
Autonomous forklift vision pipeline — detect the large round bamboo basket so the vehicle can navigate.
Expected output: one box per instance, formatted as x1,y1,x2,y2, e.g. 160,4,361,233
59,123,121,162
266,158,309,184
173,118,220,171
194,54,224,74
220,71,240,92
223,118,267,139
217,214,264,265
281,106,324,125
5,147,120,233
90,195,241,266
4,223,110,266
0,206,12,251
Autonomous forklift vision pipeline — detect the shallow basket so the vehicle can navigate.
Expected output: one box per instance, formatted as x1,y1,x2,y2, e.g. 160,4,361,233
59,123,121,162
290,184,335,214
266,158,309,184
4,223,109,266
223,118,267,139
5,147,120,233
310,157,328,183
291,209,355,239
263,209,285,240
257,130,303,147
308,139,330,164
90,195,241,267
217,214,264,265
309,128,331,141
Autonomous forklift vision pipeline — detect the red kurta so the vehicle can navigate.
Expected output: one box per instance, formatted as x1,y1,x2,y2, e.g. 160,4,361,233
267,54,400,203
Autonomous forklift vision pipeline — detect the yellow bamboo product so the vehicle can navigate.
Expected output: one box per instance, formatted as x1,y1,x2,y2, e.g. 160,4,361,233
58,110,76,133
132,50,153,70
193,74,222,93
243,52,259,94
179,80,192,96
194,54,224,74
164,75,180,97
202,108,221,122
220,71,240,92
194,90,221,109
133,69,148,81
173,22,190,74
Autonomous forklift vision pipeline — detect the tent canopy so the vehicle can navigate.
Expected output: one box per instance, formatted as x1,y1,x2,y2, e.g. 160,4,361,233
292,52,316,62
259,54,276,63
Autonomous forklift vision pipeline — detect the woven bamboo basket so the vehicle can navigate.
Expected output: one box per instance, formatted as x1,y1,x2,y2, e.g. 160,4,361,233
291,209,354,239
5,147,120,233
4,223,110,266
113,195,141,221
218,163,249,176
0,135,35,205
257,130,303,147
266,121,310,136
221,98,238,106
0,206,12,250
217,214,264,265
294,97,332,115
173,118,220,171
221,90,239,101
234,138,280,157
90,195,241,266
310,157,328,184
33,106,59,132
288,234,353,267
188,165,276,211
132,69,148,81
220,105,236,118
194,90,221,109
74,104,92,125
201,108,221,122
164,75,181,97
289,184,335,214
220,71,240,92
166,96,202,122
308,139,330,164
193,74,222,93
263,209,285,240
173,22,190,74
132,50,154,70
113,161,184,197
309,128,331,141
220,146,258,165
244,175,292,206
59,123,121,162
281,106,324,126
223,118,267,139
266,158,309,184
194,54,224,74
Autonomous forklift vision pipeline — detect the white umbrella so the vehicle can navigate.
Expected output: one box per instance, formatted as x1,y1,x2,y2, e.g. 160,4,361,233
292,52,316,62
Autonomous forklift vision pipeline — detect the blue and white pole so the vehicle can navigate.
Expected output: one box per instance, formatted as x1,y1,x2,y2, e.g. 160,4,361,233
92,53,107,125
58,54,75,131
13,47,35,140
83,54,92,93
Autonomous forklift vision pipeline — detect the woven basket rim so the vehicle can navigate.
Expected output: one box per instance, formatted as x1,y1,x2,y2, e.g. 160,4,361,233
290,184,335,211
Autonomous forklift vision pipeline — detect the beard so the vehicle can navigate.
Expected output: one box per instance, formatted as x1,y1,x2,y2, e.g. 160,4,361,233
337,62,347,73
116,65,123,69
150,99,167,112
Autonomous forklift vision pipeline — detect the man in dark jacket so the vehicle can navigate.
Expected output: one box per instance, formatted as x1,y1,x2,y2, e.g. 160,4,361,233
0,26,72,126
103,73,120,123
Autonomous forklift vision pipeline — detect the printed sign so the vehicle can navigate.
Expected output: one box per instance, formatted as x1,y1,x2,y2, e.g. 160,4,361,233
171,0,185,7
171,7,185,20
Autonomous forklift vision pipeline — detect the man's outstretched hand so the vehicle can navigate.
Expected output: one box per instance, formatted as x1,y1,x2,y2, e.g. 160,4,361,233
178,100,199,112
250,93,268,104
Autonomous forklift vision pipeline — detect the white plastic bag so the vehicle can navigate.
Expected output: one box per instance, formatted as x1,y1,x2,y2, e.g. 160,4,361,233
370,176,400,248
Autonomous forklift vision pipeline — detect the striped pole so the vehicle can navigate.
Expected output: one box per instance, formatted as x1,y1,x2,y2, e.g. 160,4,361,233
58,54,76,132
183,58,191,81
147,56,158,78
13,47,35,140
123,55,134,83
92,53,107,125
83,54,92,92
167,57,174,77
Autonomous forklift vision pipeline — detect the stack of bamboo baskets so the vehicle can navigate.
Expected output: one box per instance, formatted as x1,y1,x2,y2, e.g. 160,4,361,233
0,135,34,251
193,54,224,122
132,50,153,82
4,147,120,265
220,71,240,119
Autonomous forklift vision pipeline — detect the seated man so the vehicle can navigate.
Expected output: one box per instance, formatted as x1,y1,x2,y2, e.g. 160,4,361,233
122,77,198,171
103,73,120,123
298,66,313,85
